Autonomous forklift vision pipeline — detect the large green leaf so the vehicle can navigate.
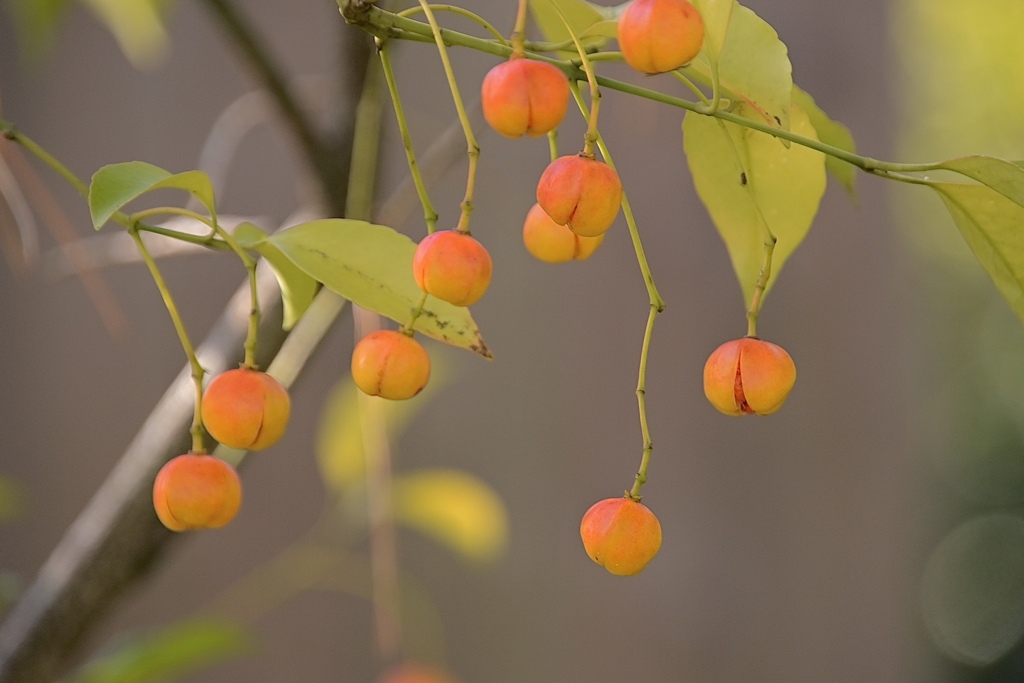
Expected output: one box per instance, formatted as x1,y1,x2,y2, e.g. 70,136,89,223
266,220,491,357
88,161,216,230
64,618,251,683
689,0,735,67
528,0,609,54
931,181,1024,321
79,0,171,68
684,103,826,305
937,156,1024,210
392,469,508,563
791,85,857,197
233,223,316,330
683,4,791,132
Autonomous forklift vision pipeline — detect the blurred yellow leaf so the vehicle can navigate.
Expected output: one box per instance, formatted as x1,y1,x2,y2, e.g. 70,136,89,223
392,469,508,564
80,0,171,68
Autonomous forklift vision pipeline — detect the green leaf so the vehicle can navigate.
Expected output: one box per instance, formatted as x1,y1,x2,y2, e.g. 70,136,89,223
266,220,491,358
689,0,736,67
392,469,508,563
233,223,316,330
684,102,826,305
683,4,792,132
88,161,216,230
936,156,1024,210
791,85,857,197
316,361,451,495
79,0,172,69
528,0,610,55
64,618,251,683
931,181,1024,321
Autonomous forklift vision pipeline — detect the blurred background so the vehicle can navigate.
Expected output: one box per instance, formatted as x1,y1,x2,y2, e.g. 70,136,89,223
1,0,1023,681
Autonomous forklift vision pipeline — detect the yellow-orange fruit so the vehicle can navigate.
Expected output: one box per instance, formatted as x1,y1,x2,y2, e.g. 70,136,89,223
481,58,570,138
351,330,431,400
201,368,291,450
153,454,242,531
580,496,662,576
522,202,604,263
413,230,493,307
376,663,459,683
536,155,622,237
703,337,796,416
618,0,705,74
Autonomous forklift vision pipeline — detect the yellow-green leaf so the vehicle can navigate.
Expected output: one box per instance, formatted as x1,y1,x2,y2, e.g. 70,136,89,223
931,181,1024,321
79,0,171,68
792,85,857,197
937,156,1024,210
684,103,826,305
690,0,735,66
89,162,215,230
266,220,491,357
392,469,508,563
233,223,316,330
528,0,609,55
683,4,791,132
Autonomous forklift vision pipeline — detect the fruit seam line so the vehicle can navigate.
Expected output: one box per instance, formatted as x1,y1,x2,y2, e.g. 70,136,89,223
569,82,664,501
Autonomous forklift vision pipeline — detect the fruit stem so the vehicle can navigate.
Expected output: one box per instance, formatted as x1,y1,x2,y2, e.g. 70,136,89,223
405,291,430,333
128,206,217,231
547,129,559,163
570,82,665,499
0,121,88,198
511,0,529,57
127,225,207,454
379,46,439,234
547,0,602,157
416,0,481,235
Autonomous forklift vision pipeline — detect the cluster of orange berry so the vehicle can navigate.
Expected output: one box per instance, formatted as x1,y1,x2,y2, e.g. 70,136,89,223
153,369,291,531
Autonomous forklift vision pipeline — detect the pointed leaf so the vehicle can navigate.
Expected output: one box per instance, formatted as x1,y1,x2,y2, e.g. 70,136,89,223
528,0,609,54
266,220,491,357
316,363,451,495
936,156,1024,210
65,618,251,683
79,0,171,68
690,0,735,66
683,4,791,132
684,103,826,304
931,181,1024,321
792,85,857,197
392,469,508,563
89,162,215,229
233,223,316,330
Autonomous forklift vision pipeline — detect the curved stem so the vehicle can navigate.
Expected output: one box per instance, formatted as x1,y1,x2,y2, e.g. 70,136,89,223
547,0,602,157
128,226,206,454
379,46,439,234
396,4,509,47
416,0,480,234
511,0,529,56
569,83,664,499
129,206,217,231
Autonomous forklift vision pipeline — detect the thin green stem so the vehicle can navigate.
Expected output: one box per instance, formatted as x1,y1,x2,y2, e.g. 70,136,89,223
671,70,712,107
569,83,663,499
396,4,509,47
135,223,230,249
629,305,658,500
547,0,602,157
511,0,529,56
547,128,559,163
1,121,88,197
129,206,217,231
379,46,439,233
415,0,480,234
405,291,430,333
128,226,206,453
336,4,966,176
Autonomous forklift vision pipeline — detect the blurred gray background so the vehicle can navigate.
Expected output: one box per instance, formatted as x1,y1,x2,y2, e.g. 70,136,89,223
0,0,1012,681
